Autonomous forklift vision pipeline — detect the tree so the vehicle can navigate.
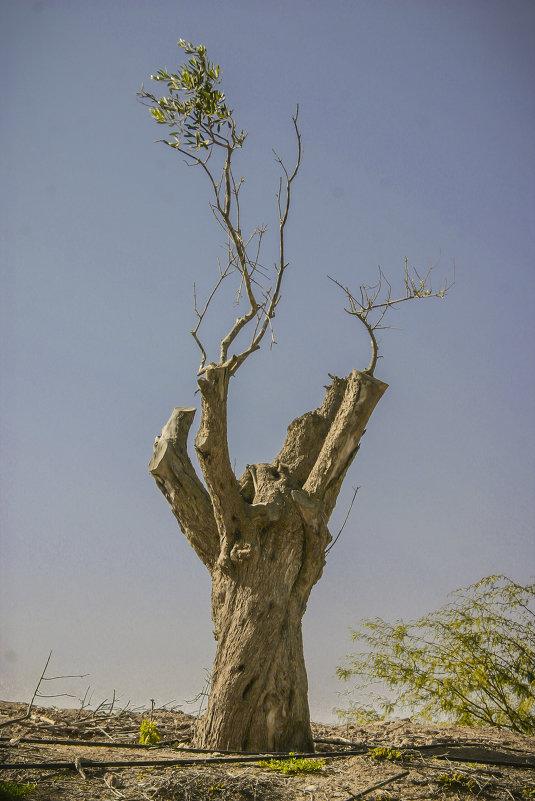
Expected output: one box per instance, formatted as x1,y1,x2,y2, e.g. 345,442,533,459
337,575,535,734
138,41,451,752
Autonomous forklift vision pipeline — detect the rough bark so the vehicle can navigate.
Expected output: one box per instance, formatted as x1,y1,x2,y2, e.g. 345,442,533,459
150,369,387,752
149,407,218,569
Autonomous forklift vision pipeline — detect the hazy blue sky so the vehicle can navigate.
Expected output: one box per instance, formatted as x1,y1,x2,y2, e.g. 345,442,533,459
1,0,534,722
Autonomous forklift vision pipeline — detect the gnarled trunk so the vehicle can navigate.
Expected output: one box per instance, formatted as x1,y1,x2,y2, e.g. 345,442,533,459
197,564,315,751
149,368,387,751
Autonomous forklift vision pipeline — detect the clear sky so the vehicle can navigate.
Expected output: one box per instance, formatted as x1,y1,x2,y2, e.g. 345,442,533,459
1,0,534,722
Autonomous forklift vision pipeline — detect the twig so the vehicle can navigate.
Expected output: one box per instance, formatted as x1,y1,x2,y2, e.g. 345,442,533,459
0,651,53,729
95,725,115,741
328,257,454,375
186,670,211,720
343,769,409,799
104,772,126,798
325,487,360,555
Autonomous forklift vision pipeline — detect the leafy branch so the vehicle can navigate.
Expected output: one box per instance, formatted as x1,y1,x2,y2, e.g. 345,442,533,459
138,40,301,377
329,257,455,375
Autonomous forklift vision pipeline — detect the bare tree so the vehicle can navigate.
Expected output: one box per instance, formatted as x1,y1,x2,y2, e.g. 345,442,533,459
138,41,452,753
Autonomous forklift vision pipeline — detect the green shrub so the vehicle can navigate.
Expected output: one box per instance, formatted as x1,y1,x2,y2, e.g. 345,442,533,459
337,575,535,733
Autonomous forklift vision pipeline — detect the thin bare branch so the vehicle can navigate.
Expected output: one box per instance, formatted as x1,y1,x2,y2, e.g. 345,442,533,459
191,264,233,373
245,106,302,361
0,652,88,730
325,486,360,556
329,258,454,375
202,107,302,375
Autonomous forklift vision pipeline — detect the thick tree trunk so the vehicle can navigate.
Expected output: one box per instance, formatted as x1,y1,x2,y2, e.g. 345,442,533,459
150,368,387,752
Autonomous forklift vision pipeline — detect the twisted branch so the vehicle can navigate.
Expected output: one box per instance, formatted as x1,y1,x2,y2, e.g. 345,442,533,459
329,257,455,375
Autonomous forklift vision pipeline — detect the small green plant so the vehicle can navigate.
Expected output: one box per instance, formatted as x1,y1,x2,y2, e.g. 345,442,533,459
0,782,36,800
369,746,410,762
257,753,326,774
522,787,535,799
338,575,535,733
138,719,160,745
437,773,476,793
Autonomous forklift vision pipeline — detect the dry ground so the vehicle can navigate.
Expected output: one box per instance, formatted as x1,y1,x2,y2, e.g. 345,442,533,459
1,701,534,801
